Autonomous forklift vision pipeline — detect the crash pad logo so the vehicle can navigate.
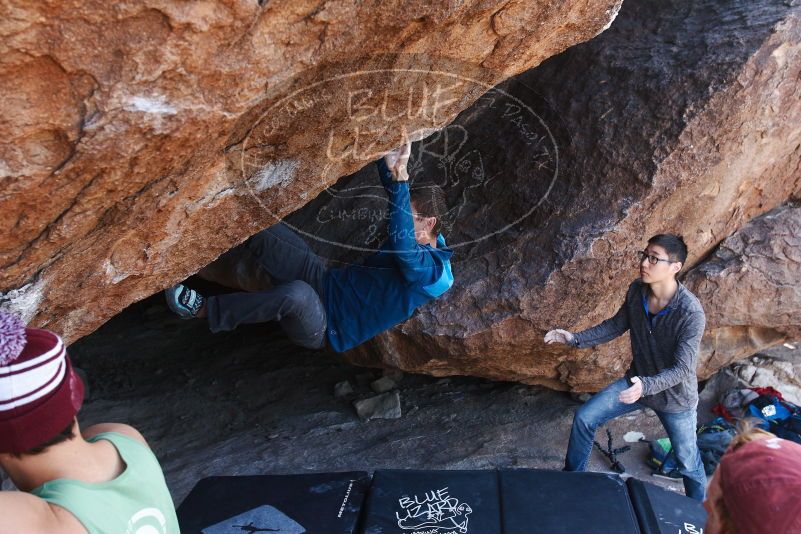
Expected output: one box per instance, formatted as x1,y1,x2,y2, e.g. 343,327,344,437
395,487,472,533
201,505,305,534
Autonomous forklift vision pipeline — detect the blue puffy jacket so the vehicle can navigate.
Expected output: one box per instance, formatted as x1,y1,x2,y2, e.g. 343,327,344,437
324,159,454,352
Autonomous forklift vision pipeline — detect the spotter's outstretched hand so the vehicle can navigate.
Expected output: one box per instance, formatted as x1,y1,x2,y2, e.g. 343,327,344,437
544,329,576,346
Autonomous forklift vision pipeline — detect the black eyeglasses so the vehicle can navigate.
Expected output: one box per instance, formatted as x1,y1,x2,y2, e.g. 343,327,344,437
637,251,672,265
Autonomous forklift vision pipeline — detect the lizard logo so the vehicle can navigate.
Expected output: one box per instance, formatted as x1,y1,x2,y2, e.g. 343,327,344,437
395,487,472,533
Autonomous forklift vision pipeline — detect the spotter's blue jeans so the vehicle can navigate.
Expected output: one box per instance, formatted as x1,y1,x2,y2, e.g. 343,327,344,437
564,378,707,501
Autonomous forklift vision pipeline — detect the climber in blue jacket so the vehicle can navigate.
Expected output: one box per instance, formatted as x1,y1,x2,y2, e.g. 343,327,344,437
166,142,454,353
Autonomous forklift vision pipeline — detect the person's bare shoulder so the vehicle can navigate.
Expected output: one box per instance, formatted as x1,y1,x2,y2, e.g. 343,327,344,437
0,491,86,533
82,423,149,448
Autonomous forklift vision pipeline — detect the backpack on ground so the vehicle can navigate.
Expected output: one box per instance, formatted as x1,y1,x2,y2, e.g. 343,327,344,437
747,394,801,444
696,418,736,475
645,438,680,479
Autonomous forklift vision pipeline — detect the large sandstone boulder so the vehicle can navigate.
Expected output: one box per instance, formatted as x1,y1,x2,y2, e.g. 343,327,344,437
686,204,801,378
0,0,623,340
285,0,801,391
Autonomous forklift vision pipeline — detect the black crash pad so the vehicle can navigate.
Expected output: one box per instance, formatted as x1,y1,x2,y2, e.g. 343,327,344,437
500,469,641,534
177,471,370,534
362,469,501,534
627,478,707,534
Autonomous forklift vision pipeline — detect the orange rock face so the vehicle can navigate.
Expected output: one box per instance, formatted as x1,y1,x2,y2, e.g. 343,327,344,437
1,0,623,340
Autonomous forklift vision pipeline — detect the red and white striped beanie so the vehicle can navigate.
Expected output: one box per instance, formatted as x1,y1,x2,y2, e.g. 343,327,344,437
0,312,84,453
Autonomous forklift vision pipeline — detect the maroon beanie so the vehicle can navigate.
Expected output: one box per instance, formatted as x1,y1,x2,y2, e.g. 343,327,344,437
0,312,84,453
718,436,801,534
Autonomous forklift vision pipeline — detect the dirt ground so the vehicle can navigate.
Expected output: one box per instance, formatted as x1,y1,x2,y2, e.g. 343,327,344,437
46,295,774,505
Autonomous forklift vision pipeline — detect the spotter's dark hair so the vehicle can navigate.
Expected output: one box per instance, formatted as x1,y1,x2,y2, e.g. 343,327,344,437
647,234,688,265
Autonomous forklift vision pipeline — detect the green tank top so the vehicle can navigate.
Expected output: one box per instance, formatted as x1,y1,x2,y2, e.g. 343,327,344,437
31,432,180,534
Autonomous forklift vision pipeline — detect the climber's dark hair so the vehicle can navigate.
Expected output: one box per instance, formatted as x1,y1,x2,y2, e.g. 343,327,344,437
410,183,450,236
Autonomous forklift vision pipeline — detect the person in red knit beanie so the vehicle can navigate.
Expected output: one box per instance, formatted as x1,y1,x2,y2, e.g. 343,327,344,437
704,422,801,534
0,311,179,533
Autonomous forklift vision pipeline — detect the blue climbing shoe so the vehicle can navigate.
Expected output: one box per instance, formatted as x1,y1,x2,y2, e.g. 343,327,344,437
165,284,205,319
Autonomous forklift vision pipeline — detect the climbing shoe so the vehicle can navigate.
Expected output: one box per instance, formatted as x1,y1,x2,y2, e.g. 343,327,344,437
165,284,205,319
